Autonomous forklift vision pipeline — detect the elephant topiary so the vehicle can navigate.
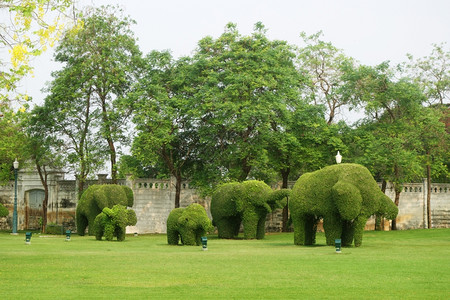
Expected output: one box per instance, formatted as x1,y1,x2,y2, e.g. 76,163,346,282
289,163,398,247
93,204,137,241
211,180,290,240
167,203,213,246
76,184,134,236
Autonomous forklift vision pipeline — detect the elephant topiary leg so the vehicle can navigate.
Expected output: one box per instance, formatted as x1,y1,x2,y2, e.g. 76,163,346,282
167,229,180,245
76,212,88,236
93,214,104,241
216,217,241,239
353,216,369,247
116,227,126,241
242,210,259,239
104,223,115,241
341,220,354,247
256,214,267,240
293,214,318,245
323,213,343,246
180,229,197,246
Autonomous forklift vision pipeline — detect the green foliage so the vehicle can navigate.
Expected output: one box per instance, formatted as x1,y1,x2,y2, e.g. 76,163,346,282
211,180,289,240
93,205,137,241
193,22,301,182
0,203,9,217
289,163,398,247
76,184,134,236
45,223,63,235
167,203,212,246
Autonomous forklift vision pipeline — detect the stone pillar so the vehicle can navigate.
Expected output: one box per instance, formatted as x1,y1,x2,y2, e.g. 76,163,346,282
422,178,427,229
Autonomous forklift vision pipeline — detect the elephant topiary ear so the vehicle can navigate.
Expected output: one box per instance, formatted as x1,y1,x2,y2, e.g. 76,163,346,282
332,181,362,220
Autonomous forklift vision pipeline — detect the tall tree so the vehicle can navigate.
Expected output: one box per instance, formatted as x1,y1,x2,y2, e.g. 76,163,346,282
297,31,355,124
405,43,450,106
194,22,301,182
347,63,426,229
132,51,200,208
53,5,143,183
26,105,65,232
414,106,449,228
37,67,106,198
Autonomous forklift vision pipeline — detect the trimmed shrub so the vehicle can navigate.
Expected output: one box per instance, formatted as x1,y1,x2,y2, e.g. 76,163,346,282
76,184,134,236
0,203,8,217
167,203,213,246
289,163,398,247
211,180,290,240
93,205,137,241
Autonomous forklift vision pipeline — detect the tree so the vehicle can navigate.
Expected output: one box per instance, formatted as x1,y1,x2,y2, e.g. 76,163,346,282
37,63,106,198
347,63,426,229
0,110,27,183
297,31,355,124
414,106,449,228
53,5,143,183
194,22,301,182
1,0,77,107
405,43,450,106
26,105,65,232
132,51,200,208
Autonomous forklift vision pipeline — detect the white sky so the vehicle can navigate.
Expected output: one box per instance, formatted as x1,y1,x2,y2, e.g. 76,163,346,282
17,0,450,109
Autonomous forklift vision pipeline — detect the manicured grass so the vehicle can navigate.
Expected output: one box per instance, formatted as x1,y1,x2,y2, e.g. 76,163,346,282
1,229,449,299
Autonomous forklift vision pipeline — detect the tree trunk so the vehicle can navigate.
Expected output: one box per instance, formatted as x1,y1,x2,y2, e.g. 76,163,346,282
376,180,387,231
426,163,432,229
281,168,290,232
36,162,49,233
108,138,117,184
174,174,182,208
391,187,401,231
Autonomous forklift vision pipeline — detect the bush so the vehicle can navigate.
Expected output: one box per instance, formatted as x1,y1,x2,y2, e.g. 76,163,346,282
46,223,64,235
0,203,8,217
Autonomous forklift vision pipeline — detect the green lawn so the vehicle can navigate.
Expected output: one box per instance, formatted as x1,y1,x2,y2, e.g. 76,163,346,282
1,229,449,299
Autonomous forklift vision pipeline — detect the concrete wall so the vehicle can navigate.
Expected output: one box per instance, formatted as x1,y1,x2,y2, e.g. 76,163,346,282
0,170,448,233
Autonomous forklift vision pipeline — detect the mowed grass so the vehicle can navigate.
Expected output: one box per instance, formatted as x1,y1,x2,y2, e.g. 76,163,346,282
1,229,449,299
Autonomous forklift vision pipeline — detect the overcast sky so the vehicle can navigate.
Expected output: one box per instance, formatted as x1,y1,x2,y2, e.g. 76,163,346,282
18,0,450,108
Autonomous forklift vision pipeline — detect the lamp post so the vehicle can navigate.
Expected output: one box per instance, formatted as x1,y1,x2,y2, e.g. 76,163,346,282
12,159,19,235
335,151,342,164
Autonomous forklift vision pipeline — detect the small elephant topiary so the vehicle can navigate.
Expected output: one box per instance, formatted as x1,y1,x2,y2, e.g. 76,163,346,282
76,184,134,236
93,205,137,241
167,203,213,246
211,180,290,240
289,163,398,247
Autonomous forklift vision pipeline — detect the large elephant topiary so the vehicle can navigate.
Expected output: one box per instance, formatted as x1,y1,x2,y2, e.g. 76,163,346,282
211,180,290,240
76,184,134,236
289,163,398,247
167,203,213,246
93,205,137,241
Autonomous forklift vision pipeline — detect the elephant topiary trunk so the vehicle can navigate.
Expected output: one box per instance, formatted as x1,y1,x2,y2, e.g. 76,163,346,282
289,163,398,247
211,180,290,240
167,203,213,246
